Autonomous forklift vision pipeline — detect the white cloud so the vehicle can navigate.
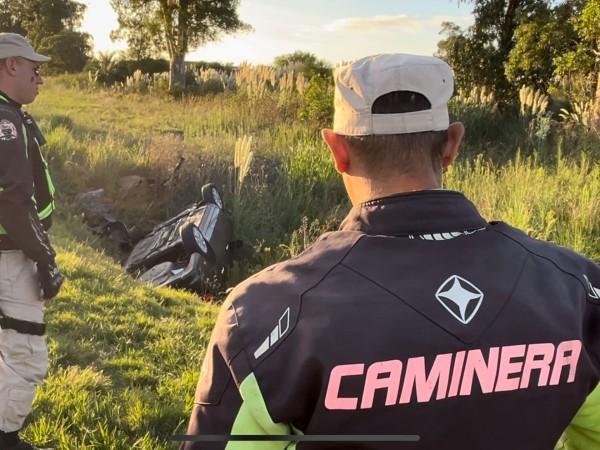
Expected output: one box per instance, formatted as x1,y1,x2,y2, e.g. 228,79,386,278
324,14,473,33
325,15,420,32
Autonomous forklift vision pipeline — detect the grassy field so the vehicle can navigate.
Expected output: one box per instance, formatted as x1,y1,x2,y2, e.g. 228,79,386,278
14,74,600,448
22,219,215,449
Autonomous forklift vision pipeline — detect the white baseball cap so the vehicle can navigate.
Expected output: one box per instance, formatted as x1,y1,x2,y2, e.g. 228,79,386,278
0,33,50,62
333,54,453,136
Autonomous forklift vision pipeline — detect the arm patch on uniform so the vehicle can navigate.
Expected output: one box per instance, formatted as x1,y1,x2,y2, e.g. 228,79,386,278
0,119,18,141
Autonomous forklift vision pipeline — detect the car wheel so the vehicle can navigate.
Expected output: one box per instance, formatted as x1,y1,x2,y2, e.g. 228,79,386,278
201,183,223,209
180,222,216,265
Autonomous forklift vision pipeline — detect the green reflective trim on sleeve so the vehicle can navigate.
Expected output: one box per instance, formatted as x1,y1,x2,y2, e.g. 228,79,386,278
19,122,56,219
21,124,28,159
36,134,56,217
225,373,293,450
44,164,55,198
38,202,54,220
0,101,55,233
555,383,600,450
37,147,56,199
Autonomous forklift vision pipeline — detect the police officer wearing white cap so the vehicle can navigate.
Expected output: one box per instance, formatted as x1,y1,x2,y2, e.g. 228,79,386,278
181,53,600,449
0,33,64,450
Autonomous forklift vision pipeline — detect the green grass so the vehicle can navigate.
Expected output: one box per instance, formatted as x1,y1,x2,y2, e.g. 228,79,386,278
13,76,600,448
23,218,216,449
446,151,600,259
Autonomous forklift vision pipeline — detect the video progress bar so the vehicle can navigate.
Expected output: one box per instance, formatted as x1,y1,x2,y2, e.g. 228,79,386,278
171,435,420,442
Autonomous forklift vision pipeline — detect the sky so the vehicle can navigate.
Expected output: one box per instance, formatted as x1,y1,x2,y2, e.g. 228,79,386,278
81,0,474,66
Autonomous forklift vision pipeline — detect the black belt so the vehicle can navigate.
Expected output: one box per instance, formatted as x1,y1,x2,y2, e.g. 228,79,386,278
0,315,46,335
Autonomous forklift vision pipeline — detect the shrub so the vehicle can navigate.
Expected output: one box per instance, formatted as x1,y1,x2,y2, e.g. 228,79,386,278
298,74,334,128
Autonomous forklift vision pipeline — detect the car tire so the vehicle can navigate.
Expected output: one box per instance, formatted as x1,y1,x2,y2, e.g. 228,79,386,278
201,183,223,209
180,222,216,265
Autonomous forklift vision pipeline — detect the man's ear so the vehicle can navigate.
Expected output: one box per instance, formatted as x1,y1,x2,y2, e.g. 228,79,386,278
1,57,17,77
321,129,350,174
443,122,465,168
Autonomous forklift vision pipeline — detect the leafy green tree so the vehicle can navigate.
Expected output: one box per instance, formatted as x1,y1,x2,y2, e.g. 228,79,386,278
554,0,600,126
110,0,251,89
0,9,24,35
505,1,583,90
0,0,91,73
438,0,551,107
273,51,331,79
110,1,165,60
88,51,120,83
298,74,334,127
38,30,92,74
436,21,480,93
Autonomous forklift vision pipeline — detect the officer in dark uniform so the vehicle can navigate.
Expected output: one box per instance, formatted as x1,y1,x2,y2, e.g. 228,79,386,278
0,33,64,450
181,54,600,449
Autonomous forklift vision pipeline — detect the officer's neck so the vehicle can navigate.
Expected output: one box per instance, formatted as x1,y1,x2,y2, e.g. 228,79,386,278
343,171,442,206
0,90,22,108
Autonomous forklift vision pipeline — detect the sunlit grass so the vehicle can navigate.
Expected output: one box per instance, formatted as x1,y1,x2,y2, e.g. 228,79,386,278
447,151,600,259
21,219,216,449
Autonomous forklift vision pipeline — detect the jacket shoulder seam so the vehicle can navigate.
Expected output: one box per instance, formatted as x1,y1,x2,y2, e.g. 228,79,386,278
490,225,593,302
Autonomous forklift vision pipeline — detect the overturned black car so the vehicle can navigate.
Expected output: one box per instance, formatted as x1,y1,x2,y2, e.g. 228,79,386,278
124,183,235,294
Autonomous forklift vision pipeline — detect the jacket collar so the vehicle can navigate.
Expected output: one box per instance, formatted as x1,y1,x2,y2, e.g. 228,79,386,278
340,190,488,236
0,91,21,108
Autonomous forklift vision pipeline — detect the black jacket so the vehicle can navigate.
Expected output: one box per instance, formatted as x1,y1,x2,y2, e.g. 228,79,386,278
0,92,55,265
184,190,600,450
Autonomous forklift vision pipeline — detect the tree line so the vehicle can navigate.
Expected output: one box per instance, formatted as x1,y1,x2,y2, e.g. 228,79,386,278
1,0,598,126
437,0,599,124
0,0,249,89
0,0,91,73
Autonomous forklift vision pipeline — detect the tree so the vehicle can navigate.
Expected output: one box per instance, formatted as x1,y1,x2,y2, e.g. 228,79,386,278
504,2,582,91
0,9,25,35
436,21,481,94
273,51,331,79
563,0,600,127
110,1,166,60
38,30,92,74
91,51,120,83
0,0,91,73
437,0,551,107
111,0,251,90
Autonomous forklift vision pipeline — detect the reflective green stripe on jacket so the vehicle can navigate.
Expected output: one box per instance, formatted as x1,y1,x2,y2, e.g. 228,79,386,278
0,94,55,234
22,120,56,220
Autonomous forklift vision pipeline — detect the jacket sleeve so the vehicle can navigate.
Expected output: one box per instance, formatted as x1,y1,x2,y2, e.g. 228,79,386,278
556,265,600,450
182,300,292,450
555,383,600,450
0,109,55,265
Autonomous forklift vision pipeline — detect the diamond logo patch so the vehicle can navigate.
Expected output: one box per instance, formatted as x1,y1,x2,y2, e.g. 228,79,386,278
435,275,484,324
